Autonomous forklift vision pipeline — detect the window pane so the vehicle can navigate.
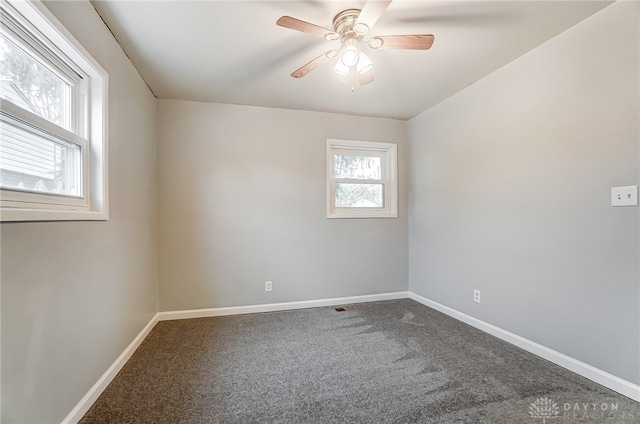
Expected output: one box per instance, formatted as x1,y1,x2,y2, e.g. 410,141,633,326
0,33,70,129
334,154,381,179
335,183,383,208
0,119,81,196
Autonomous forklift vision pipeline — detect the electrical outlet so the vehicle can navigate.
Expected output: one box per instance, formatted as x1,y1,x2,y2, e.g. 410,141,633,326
473,290,481,303
611,185,638,207
265,281,272,292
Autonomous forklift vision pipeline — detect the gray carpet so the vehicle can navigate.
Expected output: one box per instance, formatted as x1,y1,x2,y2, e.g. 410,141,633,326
80,299,640,423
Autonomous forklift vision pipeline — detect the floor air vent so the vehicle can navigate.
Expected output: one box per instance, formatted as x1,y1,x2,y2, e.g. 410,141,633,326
334,305,358,312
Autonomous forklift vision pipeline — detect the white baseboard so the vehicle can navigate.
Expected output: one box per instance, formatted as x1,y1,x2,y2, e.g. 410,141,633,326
61,313,160,424
157,291,410,321
407,292,640,402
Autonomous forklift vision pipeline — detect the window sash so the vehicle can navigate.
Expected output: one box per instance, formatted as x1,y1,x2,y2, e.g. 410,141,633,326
331,151,388,182
0,2,83,82
1,106,88,209
334,182,386,208
0,32,72,130
0,10,87,135
333,149,384,180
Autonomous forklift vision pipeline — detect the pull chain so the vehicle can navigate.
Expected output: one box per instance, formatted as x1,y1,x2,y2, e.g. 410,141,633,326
350,67,356,92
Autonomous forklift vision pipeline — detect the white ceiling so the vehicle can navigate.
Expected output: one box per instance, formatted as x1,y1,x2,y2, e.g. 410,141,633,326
91,0,613,120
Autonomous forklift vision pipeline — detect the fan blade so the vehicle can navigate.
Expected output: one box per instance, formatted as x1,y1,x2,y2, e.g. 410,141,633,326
358,69,375,86
291,50,337,78
354,0,393,35
370,34,435,50
277,16,338,40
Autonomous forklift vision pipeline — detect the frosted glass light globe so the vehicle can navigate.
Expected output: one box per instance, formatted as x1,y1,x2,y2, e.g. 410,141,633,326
341,45,360,67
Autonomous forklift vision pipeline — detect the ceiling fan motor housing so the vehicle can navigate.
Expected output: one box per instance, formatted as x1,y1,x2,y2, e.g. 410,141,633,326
332,9,384,51
333,9,362,42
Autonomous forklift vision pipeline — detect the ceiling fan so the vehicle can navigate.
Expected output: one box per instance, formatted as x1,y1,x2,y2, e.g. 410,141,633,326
276,0,434,87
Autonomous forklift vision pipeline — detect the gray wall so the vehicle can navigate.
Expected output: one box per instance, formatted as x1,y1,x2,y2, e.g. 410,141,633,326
1,1,158,422
408,1,639,385
157,100,408,311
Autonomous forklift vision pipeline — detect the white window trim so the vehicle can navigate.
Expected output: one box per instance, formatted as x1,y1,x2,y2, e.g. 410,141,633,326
327,139,398,219
0,0,108,222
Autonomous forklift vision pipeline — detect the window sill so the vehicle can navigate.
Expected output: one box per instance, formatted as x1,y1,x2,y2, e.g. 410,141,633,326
0,207,108,222
327,211,398,219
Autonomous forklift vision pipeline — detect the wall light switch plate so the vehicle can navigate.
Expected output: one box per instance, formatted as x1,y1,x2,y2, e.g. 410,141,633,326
611,186,638,207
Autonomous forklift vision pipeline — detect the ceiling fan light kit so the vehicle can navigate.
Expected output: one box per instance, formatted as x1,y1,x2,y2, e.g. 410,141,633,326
333,59,351,77
356,52,373,74
276,0,434,88
341,44,360,67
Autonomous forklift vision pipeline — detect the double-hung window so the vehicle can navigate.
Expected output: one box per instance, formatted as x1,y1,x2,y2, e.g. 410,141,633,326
0,0,107,221
327,139,398,218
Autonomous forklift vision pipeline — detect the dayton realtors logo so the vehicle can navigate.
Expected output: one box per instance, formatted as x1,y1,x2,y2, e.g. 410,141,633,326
529,397,560,423
529,397,636,422
562,401,635,420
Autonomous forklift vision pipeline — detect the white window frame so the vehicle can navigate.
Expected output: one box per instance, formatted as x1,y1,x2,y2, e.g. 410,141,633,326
0,0,108,222
327,139,398,219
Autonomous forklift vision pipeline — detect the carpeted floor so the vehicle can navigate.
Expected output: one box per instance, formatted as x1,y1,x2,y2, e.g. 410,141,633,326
80,299,640,423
